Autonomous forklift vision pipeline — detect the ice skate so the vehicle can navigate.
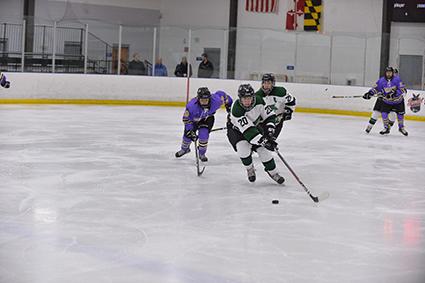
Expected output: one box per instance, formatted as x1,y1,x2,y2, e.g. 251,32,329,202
175,148,191,158
266,171,285,184
379,127,390,135
365,125,372,133
199,154,208,162
399,127,408,136
246,165,256,182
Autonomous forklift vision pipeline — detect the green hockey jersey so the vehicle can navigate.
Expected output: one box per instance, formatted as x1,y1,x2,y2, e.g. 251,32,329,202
256,86,296,121
230,95,276,144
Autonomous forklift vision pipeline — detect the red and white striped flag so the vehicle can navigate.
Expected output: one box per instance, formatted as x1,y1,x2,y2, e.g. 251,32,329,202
245,0,279,13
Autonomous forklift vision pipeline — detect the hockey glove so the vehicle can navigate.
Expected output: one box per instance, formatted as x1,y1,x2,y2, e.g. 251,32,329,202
265,125,276,140
362,92,373,100
0,74,10,88
184,129,197,141
282,107,293,121
225,104,231,113
258,136,278,151
265,139,278,151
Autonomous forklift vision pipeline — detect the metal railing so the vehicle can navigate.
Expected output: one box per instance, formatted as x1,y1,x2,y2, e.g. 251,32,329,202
0,21,113,74
0,19,424,90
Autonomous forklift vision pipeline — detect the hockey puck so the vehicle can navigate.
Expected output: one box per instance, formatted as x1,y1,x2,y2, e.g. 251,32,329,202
272,199,279,204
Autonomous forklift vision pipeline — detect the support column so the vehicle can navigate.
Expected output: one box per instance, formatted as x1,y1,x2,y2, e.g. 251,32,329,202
227,0,238,79
23,0,35,54
379,0,392,76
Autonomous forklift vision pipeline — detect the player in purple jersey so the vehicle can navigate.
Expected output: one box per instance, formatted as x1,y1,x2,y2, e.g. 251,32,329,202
363,66,408,136
0,73,11,88
364,68,403,134
175,87,233,161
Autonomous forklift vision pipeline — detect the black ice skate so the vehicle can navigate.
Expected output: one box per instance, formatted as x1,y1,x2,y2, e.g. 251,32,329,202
266,171,285,184
399,127,408,136
199,154,208,162
379,127,390,135
365,125,372,133
175,148,191,158
247,166,256,182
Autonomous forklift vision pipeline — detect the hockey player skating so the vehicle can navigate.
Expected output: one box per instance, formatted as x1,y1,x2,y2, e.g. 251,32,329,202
227,84,284,184
0,73,11,89
255,73,296,138
175,87,233,162
363,66,408,136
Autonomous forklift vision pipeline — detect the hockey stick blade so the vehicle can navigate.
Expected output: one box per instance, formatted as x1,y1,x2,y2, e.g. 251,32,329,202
331,95,362,99
311,191,330,203
194,138,205,177
275,149,329,204
318,191,330,201
210,127,227,132
197,166,205,176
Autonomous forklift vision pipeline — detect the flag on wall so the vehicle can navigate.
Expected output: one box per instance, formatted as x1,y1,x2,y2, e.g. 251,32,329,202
304,0,321,31
295,0,305,13
286,0,305,30
245,0,279,13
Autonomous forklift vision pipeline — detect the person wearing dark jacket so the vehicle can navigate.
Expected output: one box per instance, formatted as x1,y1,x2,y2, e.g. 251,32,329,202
198,53,214,78
127,53,146,75
174,56,192,77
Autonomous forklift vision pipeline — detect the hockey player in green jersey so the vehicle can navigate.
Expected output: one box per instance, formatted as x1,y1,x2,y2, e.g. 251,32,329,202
255,73,296,138
227,83,285,184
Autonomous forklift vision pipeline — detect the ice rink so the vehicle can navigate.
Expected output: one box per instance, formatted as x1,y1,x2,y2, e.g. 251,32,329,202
1,104,424,283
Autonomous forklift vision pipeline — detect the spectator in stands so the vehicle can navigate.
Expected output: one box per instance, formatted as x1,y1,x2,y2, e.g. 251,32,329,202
154,57,168,76
127,53,146,75
198,53,214,78
174,56,192,77
120,59,128,75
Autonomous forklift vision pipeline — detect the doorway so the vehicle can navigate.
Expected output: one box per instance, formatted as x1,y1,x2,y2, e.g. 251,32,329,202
112,45,129,74
399,55,423,90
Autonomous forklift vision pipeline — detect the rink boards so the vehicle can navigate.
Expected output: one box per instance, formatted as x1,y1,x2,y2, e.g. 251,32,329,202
1,72,424,121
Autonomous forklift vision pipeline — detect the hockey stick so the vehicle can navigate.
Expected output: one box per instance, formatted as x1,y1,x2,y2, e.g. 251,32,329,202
332,92,384,99
194,137,205,176
275,149,329,203
210,126,227,132
331,95,363,99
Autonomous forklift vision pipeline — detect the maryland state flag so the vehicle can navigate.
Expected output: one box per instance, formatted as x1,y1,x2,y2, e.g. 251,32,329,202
304,0,321,31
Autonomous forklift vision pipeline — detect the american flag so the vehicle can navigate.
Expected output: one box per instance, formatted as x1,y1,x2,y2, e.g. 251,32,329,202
245,0,279,13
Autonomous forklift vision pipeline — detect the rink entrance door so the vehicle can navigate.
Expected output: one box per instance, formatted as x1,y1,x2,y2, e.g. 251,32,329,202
112,45,129,74
399,55,423,90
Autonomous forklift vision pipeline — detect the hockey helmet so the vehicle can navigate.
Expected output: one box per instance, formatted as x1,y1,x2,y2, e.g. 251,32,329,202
197,87,211,108
384,66,394,80
238,84,256,110
261,73,276,94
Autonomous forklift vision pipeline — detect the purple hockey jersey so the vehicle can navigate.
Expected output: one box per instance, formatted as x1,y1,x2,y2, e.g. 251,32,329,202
182,90,233,131
369,76,406,105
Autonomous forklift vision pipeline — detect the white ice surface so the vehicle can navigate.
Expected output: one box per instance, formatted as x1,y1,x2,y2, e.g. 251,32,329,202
0,105,424,283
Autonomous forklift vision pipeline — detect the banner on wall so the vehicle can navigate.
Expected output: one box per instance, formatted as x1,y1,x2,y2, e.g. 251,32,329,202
407,93,424,113
286,0,305,30
304,0,322,31
245,0,279,13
